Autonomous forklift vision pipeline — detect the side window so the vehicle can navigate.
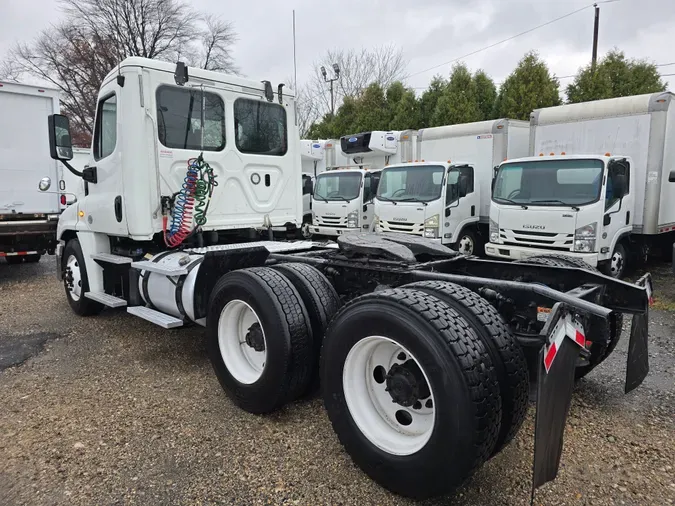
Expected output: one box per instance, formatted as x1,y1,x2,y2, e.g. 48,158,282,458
302,175,313,195
156,86,225,151
234,99,287,156
605,162,630,211
94,94,117,160
460,166,475,194
363,173,372,201
371,172,381,196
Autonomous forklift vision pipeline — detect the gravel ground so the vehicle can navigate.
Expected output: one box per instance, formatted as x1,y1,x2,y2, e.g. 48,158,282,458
1,257,674,506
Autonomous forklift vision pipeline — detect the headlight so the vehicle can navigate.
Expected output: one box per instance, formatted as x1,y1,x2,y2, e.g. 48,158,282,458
347,211,359,228
424,214,439,239
574,222,597,252
373,215,380,231
489,218,499,243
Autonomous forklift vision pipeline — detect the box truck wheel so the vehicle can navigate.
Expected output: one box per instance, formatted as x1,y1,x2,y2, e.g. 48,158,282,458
453,229,479,256
602,242,627,279
320,288,500,499
514,254,623,379
272,263,341,393
62,239,104,316
206,267,313,414
402,281,528,455
5,256,23,265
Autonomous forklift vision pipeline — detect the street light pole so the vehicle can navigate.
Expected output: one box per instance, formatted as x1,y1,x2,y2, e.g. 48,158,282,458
321,64,340,116
591,3,600,69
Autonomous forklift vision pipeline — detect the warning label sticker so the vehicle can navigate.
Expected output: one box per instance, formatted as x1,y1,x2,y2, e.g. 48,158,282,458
477,134,493,140
537,307,552,322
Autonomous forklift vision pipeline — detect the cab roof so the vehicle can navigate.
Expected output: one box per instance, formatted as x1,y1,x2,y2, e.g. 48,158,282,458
105,57,295,97
503,154,619,165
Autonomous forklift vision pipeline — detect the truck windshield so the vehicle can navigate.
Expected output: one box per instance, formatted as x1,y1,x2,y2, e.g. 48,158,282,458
314,172,362,201
493,159,604,206
376,165,444,203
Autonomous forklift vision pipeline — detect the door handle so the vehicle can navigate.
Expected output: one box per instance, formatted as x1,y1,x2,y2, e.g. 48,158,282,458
114,195,123,223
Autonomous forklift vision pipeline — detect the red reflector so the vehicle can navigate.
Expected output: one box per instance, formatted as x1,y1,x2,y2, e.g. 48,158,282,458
60,194,67,205
38,89,45,93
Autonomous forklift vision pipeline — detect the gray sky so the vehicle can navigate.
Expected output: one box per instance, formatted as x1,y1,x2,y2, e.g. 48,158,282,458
1,0,674,94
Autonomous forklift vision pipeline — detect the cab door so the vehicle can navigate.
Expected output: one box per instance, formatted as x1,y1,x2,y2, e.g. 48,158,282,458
82,84,128,236
442,165,478,244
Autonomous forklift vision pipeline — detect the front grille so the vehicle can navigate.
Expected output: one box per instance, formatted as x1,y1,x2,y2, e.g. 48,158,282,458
500,228,573,251
316,215,348,228
379,220,424,236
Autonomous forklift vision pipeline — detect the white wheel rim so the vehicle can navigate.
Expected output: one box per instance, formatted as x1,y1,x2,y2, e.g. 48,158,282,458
342,336,435,456
302,223,313,238
65,254,82,301
459,235,474,255
610,249,624,277
218,300,266,384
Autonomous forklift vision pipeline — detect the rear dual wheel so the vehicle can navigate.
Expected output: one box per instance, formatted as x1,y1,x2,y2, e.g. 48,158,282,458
206,265,339,413
321,288,503,499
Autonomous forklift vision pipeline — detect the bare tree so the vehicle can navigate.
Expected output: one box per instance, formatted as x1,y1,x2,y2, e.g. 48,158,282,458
0,60,21,82
296,45,407,136
8,0,238,144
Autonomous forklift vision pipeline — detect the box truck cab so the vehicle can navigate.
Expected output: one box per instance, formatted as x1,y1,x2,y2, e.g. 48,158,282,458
310,130,414,237
310,166,380,235
487,154,634,275
374,161,477,252
486,92,675,277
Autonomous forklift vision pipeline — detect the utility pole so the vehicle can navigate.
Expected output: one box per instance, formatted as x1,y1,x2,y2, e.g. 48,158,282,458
321,64,341,116
591,3,600,69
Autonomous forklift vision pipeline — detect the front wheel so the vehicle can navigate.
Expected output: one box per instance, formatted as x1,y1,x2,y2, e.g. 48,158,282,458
62,239,103,316
453,229,479,256
602,242,627,279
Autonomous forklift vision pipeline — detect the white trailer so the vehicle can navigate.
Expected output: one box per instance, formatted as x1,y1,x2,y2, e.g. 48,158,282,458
0,81,63,264
44,56,654,503
486,92,675,277
310,131,414,237
374,119,529,255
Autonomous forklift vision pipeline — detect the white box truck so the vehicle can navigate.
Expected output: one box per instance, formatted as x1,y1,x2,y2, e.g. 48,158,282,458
310,131,415,237
374,119,529,255
486,92,675,277
0,81,63,264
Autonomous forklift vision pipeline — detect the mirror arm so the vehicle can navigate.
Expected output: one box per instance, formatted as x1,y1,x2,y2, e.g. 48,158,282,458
59,159,84,178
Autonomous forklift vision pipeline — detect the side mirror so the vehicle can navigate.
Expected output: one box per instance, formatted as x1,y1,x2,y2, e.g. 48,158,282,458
48,114,74,161
83,167,98,184
669,169,675,183
458,175,469,198
613,174,627,199
38,177,52,192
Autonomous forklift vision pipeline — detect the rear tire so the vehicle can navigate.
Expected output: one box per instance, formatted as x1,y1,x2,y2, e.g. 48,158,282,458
62,239,103,316
402,280,528,454
206,267,313,414
272,263,341,393
514,254,623,379
5,256,23,265
25,254,41,263
321,289,501,499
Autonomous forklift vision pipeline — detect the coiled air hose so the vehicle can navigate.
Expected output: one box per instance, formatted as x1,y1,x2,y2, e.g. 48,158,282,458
163,154,218,248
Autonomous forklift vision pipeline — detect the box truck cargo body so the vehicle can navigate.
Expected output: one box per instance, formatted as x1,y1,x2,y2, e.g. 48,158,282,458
486,92,675,276
0,82,62,263
374,119,529,255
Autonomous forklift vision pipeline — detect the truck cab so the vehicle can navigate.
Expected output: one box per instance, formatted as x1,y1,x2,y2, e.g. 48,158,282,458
486,154,634,276
310,166,380,236
374,162,479,254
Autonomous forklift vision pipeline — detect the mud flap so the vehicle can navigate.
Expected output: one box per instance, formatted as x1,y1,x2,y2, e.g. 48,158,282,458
625,273,652,393
531,304,583,496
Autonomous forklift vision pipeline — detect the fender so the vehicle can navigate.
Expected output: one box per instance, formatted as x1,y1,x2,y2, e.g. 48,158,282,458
450,217,479,246
605,228,632,261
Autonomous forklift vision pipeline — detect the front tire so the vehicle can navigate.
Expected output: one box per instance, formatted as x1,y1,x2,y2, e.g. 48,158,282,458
453,229,479,256
603,242,627,279
62,239,103,316
321,289,501,499
206,267,313,414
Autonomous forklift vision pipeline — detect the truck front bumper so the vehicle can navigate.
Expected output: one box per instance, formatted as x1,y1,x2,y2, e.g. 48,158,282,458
311,225,361,237
485,243,599,266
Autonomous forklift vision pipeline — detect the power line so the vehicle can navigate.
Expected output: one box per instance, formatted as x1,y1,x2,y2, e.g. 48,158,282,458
407,1,618,79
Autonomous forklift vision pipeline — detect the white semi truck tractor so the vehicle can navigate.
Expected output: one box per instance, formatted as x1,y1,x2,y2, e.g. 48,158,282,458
45,56,654,502
486,92,675,278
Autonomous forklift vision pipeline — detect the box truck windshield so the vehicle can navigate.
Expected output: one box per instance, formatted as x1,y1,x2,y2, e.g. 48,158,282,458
493,159,604,207
377,165,444,203
314,172,362,202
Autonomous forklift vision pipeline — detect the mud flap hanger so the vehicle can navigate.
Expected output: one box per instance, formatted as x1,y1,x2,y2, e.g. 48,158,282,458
531,273,652,502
